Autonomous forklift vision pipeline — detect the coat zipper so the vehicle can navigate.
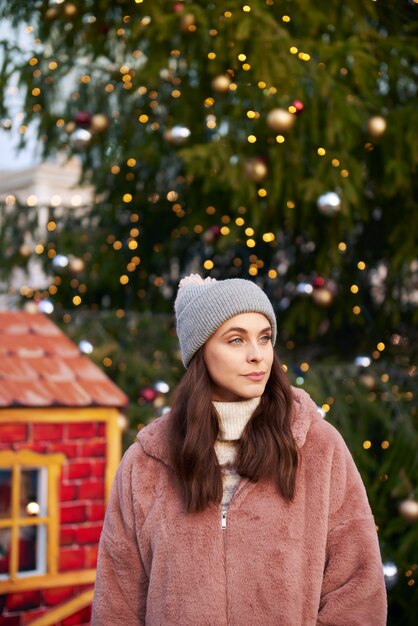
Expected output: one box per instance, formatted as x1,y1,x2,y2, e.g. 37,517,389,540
221,510,227,529
220,479,252,529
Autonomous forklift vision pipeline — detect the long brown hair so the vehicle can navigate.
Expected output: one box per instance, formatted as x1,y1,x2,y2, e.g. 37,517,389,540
168,349,298,512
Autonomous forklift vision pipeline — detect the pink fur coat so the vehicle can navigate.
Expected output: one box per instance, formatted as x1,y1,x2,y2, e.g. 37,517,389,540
92,387,387,625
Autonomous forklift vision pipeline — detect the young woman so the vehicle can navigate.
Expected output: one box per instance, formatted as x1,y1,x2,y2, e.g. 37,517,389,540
92,274,387,625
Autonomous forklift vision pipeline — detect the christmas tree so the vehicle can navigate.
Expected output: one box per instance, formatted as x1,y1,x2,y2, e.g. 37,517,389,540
0,1,417,622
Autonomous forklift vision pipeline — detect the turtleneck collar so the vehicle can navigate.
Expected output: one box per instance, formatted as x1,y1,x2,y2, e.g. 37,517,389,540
213,397,260,441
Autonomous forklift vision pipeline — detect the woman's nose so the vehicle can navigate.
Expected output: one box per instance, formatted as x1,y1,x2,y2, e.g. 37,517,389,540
247,343,262,362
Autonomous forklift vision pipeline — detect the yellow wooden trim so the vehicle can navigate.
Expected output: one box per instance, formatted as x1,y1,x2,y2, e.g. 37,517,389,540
0,407,121,423
0,516,48,528
25,588,94,626
105,413,122,502
47,463,60,575
0,569,96,593
0,449,65,467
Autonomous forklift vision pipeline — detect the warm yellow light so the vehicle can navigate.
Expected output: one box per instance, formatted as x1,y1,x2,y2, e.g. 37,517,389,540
32,87,41,96
338,242,347,251
300,362,310,372
220,226,230,235
287,200,295,209
35,244,44,254
245,227,254,236
377,342,385,351
111,165,120,174
363,440,372,450
332,158,340,167
120,275,129,285
26,501,40,516
247,135,257,143
208,52,216,60
138,114,149,123
268,269,277,279
350,284,359,294
353,306,361,315
258,81,266,89
224,11,232,17
262,232,275,242
238,54,247,61
47,221,56,232
236,217,245,226
275,135,285,143
242,63,251,71
282,15,291,22
246,239,256,248
357,261,366,270
72,295,82,306
322,403,330,413
128,240,138,250
203,260,214,270
243,5,251,12
290,46,298,54
317,147,326,156
123,194,133,203
258,188,267,197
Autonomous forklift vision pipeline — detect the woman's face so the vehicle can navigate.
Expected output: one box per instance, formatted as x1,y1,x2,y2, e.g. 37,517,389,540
202,312,274,402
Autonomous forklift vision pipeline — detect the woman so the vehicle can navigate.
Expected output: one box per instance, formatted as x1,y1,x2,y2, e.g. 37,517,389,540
92,274,387,625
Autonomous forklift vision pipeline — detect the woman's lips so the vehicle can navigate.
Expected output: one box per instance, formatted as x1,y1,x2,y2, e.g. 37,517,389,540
243,372,265,381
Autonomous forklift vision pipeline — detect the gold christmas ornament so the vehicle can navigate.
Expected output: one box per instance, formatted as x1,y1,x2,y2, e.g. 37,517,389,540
180,13,196,32
65,121,76,134
359,374,376,390
211,75,231,94
19,243,32,257
367,115,387,138
398,498,418,522
63,2,78,18
45,7,59,21
266,108,296,132
91,114,110,133
244,158,268,183
68,256,85,273
312,287,334,307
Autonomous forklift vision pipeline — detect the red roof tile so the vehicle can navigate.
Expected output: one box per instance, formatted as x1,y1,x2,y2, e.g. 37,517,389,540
0,312,128,408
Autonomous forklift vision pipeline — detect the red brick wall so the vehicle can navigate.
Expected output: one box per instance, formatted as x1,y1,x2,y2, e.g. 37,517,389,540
0,418,109,626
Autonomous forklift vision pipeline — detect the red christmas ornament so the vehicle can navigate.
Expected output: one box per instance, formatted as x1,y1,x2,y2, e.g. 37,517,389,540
74,111,92,128
292,99,305,114
312,276,325,288
138,386,158,403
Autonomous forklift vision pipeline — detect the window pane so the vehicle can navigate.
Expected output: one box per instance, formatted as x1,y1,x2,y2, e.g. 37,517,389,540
18,525,37,573
0,528,11,574
21,469,41,518
0,470,12,518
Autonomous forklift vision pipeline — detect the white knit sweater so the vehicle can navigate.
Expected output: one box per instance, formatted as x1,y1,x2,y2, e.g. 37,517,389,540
213,397,260,509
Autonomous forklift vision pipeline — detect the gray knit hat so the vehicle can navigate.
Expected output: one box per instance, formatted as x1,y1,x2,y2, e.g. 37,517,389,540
174,274,277,367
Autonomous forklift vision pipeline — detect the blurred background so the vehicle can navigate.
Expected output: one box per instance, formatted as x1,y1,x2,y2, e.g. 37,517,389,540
0,1,417,623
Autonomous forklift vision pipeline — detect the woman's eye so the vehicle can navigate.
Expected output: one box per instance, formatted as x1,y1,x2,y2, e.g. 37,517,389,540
228,337,243,345
260,335,272,343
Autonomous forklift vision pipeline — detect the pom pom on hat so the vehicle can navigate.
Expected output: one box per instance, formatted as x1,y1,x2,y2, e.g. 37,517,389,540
174,274,277,367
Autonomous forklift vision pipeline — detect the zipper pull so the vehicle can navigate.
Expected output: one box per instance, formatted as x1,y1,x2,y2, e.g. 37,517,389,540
221,510,227,529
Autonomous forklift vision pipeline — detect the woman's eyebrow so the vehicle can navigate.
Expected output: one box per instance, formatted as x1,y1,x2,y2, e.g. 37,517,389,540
221,326,271,337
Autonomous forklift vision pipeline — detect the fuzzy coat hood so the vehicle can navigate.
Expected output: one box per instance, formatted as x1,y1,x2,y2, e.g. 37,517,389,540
92,387,387,626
